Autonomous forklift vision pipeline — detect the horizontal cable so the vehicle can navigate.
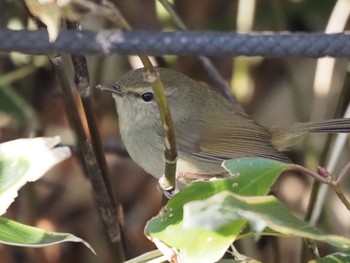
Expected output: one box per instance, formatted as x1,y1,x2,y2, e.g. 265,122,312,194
0,29,350,58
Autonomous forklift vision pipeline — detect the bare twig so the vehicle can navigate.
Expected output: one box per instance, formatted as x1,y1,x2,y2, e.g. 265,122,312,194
307,102,350,225
336,160,350,183
305,0,350,223
22,10,127,254
302,3,350,258
328,181,350,210
73,0,178,194
50,54,125,262
158,0,236,104
317,166,350,211
66,20,126,262
142,68,177,190
291,164,330,184
110,4,178,193
290,163,350,211
301,64,350,262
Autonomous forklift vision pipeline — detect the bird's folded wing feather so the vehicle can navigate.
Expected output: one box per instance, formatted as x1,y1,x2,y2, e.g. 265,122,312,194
177,112,290,163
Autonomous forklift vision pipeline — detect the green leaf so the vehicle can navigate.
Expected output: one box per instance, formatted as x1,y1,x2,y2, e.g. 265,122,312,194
124,250,166,263
0,137,71,215
0,216,95,253
146,157,292,262
0,85,39,132
0,137,93,253
182,192,263,232
309,252,350,263
146,179,247,263
184,191,350,248
222,157,292,196
0,157,30,197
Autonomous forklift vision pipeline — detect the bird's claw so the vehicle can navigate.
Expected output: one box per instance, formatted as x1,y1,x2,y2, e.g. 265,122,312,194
158,176,179,199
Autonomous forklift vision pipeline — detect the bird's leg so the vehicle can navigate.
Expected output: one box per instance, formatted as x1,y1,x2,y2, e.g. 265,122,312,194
158,175,180,199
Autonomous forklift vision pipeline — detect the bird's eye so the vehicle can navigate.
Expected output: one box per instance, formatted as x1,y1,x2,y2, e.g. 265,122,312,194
141,92,154,102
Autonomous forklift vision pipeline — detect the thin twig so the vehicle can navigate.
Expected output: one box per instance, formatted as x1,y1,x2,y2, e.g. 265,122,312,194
141,67,177,191
301,4,350,257
291,164,330,184
305,0,350,223
328,181,350,210
317,166,350,210
290,163,350,211
78,0,178,193
50,54,126,262
66,20,126,262
158,0,236,104
301,69,350,262
336,160,350,183
110,5,178,193
308,102,350,224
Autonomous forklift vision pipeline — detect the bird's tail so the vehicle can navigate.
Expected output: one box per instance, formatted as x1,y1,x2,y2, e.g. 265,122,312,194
270,118,350,151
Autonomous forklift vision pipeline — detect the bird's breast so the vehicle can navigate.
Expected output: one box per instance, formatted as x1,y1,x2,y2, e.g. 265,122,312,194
119,120,165,178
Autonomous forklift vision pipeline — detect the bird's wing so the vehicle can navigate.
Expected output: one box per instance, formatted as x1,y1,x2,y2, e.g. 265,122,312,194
177,111,290,164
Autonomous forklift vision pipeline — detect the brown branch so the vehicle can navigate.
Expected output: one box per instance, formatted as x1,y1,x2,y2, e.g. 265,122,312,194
317,165,350,211
290,164,350,212
336,160,350,183
328,181,350,211
65,20,126,262
50,54,126,262
72,0,178,195
23,8,126,258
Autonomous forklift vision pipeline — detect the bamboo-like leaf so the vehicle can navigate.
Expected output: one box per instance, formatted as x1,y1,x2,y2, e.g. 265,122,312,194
0,216,95,253
0,137,71,215
184,192,350,248
222,157,292,196
147,157,348,262
0,85,39,132
309,252,350,263
146,179,247,263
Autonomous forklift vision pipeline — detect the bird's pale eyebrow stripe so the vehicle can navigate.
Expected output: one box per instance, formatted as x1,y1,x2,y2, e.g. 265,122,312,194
125,90,141,98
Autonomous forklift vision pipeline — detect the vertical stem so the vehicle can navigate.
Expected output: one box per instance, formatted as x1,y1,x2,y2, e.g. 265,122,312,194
66,21,126,262
141,64,178,190
51,53,125,262
111,4,179,191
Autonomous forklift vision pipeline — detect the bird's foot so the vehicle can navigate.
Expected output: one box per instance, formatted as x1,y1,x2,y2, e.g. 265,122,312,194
158,176,179,199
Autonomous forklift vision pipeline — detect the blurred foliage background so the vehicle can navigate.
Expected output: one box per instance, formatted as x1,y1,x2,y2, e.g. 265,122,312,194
0,0,349,262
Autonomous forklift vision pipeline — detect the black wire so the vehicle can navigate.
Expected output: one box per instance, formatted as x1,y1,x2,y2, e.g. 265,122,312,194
1,29,350,58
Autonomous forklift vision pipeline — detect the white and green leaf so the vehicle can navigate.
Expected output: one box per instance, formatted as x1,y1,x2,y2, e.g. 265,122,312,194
0,216,95,253
0,136,71,215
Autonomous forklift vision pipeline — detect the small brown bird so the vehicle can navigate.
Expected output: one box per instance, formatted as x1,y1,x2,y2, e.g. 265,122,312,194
99,67,350,181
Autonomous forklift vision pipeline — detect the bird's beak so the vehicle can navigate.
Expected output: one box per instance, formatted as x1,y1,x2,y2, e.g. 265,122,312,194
96,84,124,97
96,84,113,92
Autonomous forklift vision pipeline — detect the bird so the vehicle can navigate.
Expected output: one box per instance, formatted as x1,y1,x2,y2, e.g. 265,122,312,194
98,67,350,182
